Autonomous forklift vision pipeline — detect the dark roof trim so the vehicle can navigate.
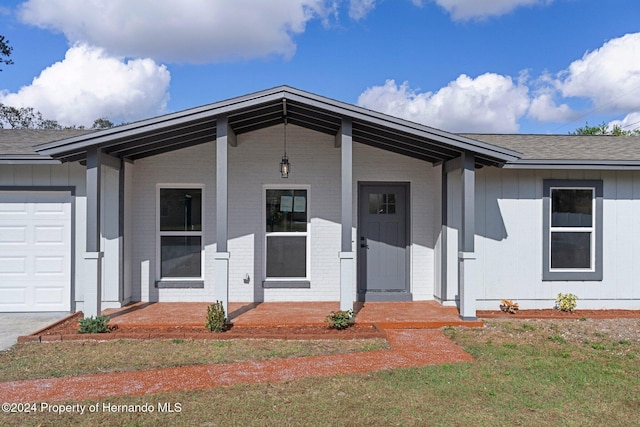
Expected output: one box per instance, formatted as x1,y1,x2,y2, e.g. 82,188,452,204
34,86,521,165
0,154,61,164
281,90,521,162
504,159,640,170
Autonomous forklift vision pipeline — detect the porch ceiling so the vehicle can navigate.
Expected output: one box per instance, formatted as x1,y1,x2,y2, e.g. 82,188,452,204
34,86,521,166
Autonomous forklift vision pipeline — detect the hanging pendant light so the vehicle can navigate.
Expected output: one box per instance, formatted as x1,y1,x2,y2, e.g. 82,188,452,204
280,116,290,178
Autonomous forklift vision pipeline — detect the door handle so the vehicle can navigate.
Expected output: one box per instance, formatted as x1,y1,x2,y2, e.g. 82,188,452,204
360,243,369,249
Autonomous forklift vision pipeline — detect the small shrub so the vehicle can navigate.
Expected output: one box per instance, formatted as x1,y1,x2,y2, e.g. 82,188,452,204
325,309,355,330
555,293,578,312
499,299,519,314
78,315,110,334
205,301,227,332
548,334,566,344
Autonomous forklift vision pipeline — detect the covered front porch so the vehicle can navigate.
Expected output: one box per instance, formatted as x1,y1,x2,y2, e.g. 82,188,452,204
103,301,483,329
35,86,521,321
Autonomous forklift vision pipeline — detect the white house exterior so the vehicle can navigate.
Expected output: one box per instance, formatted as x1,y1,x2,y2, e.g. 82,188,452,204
1,87,639,317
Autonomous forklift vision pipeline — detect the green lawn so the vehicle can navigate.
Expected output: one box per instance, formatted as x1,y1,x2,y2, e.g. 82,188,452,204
1,319,638,426
0,338,389,382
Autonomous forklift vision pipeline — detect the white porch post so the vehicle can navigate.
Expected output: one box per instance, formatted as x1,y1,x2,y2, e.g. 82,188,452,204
215,116,230,319
84,147,103,317
458,152,477,320
338,117,354,311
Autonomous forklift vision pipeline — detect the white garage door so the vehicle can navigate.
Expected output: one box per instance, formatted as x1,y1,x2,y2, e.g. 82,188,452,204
0,191,72,312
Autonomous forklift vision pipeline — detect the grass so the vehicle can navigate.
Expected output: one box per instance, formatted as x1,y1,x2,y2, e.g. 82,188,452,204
0,338,389,382
1,319,639,426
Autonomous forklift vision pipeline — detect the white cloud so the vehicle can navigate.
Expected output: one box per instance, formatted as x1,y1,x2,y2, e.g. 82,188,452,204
609,111,640,132
349,0,376,20
358,75,530,133
432,0,553,21
528,93,578,122
0,44,170,127
18,0,328,63
557,33,640,112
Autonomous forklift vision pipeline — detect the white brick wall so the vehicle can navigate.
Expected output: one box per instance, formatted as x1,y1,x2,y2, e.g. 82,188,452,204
353,143,436,301
128,124,437,303
130,142,217,302
228,125,341,302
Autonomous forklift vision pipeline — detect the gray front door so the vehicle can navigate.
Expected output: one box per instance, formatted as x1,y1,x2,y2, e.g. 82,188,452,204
358,183,410,301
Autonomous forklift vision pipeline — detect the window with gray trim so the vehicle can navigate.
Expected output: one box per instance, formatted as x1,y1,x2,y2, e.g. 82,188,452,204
265,188,308,279
543,180,603,281
158,187,203,279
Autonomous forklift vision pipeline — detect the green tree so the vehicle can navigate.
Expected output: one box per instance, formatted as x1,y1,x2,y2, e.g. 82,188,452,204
1,104,116,130
91,117,114,129
0,104,61,129
0,35,14,71
570,121,640,136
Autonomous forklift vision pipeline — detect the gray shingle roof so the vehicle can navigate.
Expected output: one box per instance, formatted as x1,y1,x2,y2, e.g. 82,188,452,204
3,123,640,168
463,134,640,161
0,129,95,157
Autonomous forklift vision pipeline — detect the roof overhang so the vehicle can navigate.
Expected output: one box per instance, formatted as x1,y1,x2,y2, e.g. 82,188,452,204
35,86,522,166
504,159,640,170
0,154,61,164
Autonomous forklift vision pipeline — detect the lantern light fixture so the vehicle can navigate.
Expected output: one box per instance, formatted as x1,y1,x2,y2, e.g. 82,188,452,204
280,116,290,178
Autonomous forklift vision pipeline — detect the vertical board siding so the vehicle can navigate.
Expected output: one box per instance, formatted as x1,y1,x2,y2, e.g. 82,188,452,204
476,168,640,309
0,162,88,310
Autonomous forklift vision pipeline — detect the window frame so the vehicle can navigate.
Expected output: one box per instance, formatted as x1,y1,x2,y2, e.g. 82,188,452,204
156,184,205,282
542,179,603,281
262,184,311,285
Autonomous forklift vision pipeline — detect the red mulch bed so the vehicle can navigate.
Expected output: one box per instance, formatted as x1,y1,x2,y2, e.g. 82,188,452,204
478,309,640,319
21,312,384,343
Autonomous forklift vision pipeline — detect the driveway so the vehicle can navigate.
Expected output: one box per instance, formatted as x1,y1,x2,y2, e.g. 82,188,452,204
0,313,68,351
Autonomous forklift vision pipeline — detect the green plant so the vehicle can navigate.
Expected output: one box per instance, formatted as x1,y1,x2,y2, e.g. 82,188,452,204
325,309,355,330
78,315,110,334
499,299,519,314
205,301,227,332
555,293,578,312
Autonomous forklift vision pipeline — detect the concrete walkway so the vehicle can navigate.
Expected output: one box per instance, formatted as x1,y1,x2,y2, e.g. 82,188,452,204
0,329,473,403
0,313,68,351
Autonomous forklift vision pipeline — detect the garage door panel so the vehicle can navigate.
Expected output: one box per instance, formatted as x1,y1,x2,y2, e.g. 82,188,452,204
0,202,27,214
34,226,66,244
34,286,66,305
0,191,71,312
0,256,27,274
34,202,66,213
0,226,27,243
35,256,66,275
0,288,27,305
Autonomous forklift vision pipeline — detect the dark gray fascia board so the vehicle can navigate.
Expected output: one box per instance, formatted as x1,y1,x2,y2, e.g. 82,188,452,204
504,159,640,170
0,154,61,164
34,89,288,155
34,85,521,163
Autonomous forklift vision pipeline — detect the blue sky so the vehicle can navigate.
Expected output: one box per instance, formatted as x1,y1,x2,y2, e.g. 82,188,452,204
1,0,639,134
